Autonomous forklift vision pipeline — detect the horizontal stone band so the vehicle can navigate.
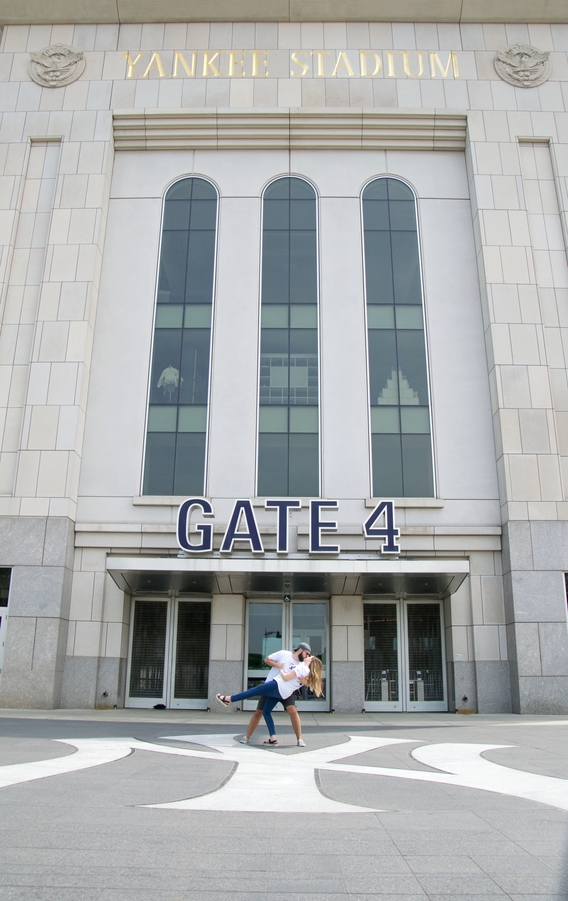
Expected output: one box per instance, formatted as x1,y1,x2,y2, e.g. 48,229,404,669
113,108,467,152
1,0,566,24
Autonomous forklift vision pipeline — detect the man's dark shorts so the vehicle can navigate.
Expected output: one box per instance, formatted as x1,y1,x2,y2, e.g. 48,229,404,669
256,692,296,710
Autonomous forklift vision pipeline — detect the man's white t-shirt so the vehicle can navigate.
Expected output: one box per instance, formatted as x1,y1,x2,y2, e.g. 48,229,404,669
264,649,295,682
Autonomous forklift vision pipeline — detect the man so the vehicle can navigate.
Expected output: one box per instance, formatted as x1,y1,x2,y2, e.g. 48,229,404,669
239,642,311,747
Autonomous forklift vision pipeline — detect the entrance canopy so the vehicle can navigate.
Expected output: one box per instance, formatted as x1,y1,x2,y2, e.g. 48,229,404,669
107,556,469,598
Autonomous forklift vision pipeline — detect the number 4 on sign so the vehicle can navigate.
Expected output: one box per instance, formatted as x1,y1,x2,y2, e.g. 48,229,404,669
364,500,400,554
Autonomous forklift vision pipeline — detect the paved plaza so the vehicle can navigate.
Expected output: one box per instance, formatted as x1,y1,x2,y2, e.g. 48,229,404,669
0,709,568,900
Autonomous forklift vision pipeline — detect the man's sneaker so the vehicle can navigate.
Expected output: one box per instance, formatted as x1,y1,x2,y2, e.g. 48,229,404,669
239,736,249,744
297,739,306,747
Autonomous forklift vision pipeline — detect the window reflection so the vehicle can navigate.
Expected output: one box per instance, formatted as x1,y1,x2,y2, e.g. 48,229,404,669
143,178,217,496
363,178,433,497
258,178,319,496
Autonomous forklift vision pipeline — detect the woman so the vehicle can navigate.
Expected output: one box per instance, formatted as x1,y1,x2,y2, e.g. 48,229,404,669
217,656,323,745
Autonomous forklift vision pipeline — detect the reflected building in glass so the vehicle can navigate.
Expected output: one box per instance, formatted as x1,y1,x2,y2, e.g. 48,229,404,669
144,178,217,496
258,177,320,497
363,177,433,498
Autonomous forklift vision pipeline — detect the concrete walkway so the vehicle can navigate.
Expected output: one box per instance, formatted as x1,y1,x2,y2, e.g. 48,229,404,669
0,710,567,900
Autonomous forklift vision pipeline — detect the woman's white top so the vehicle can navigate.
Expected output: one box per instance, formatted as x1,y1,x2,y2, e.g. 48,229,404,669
275,662,309,699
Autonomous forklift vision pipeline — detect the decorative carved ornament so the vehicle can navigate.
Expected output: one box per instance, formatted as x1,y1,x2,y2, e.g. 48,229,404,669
28,44,85,88
494,43,551,88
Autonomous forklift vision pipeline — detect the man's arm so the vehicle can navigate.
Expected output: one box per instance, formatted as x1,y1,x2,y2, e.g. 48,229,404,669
264,655,284,669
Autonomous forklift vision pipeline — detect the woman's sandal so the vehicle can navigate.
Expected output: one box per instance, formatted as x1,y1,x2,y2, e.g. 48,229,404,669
263,737,278,745
216,694,230,707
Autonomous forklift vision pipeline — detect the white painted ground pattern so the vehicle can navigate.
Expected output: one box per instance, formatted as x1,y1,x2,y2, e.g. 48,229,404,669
1,733,568,814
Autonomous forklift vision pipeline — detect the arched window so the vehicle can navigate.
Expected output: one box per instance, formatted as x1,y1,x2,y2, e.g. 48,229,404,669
363,177,434,497
143,177,217,495
257,177,319,497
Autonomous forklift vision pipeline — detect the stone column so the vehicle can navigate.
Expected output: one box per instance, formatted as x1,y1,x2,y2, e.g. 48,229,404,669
330,594,364,713
0,517,73,708
61,550,129,710
208,593,245,710
469,121,568,712
0,113,113,707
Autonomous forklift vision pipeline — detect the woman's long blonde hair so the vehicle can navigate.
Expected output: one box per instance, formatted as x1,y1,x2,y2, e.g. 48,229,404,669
304,657,323,697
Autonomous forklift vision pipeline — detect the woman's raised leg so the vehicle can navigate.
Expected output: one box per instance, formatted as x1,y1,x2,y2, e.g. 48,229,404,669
222,680,281,705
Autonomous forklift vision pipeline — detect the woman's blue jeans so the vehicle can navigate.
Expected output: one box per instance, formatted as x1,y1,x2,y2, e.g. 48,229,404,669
230,680,284,736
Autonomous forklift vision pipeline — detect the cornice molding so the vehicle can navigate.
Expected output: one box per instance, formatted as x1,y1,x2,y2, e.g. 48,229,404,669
1,0,567,25
113,108,467,152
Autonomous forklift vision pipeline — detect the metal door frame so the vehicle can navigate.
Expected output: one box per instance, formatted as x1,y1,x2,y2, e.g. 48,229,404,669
0,608,8,686
404,599,447,712
125,596,210,709
363,600,403,712
243,598,330,712
167,598,209,710
364,599,447,712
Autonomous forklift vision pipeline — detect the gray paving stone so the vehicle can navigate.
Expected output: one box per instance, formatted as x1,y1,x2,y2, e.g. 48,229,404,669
426,897,508,901
403,856,484,874
183,895,266,901
338,856,412,875
472,856,560,876
346,896,427,901
490,876,568,893
183,873,268,891
106,869,195,890
508,896,568,900
0,890,103,901
517,842,568,856
267,875,347,892
0,848,71,867
536,858,568,875
341,875,425,894
0,737,74,767
0,866,124,888
181,852,268,871
416,874,510,894
59,849,180,868
0,713,568,901
388,840,519,856
190,836,273,853
269,853,340,873
98,893,194,901
268,896,348,901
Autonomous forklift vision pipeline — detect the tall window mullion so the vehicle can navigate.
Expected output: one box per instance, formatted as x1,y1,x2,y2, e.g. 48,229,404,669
143,178,217,496
258,177,319,497
363,177,433,498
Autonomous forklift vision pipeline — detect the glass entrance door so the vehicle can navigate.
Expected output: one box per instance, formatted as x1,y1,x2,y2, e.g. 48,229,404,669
292,602,328,710
126,598,210,709
364,603,401,711
364,600,446,712
0,610,8,685
406,602,446,712
245,600,329,711
171,601,211,708
0,569,11,687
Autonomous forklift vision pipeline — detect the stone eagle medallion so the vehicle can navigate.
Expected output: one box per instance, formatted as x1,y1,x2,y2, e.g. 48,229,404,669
494,43,551,88
29,44,86,88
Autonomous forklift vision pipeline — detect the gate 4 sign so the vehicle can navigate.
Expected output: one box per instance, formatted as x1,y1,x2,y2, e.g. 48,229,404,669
363,500,400,554
177,498,400,556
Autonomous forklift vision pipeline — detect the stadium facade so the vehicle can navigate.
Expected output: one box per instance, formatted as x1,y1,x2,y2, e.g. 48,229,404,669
0,0,567,714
